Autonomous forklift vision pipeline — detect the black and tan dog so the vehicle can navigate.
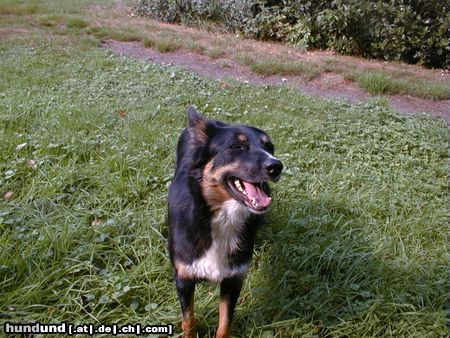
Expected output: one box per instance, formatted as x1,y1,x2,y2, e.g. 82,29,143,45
168,107,283,338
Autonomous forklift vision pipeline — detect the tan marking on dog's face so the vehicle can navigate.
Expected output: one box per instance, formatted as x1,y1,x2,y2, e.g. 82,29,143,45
201,183,232,212
201,160,239,211
216,298,230,338
237,134,248,142
203,160,240,184
261,135,269,144
203,161,215,180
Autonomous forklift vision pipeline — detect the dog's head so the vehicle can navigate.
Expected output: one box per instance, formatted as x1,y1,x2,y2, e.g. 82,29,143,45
187,107,282,214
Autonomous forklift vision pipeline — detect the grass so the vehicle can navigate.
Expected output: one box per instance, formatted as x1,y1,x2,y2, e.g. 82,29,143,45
237,53,321,79
208,48,225,59
184,38,205,54
0,1,449,337
11,0,445,101
345,69,450,100
250,59,319,79
88,26,142,42
346,71,403,95
143,33,205,54
35,14,64,27
0,1,39,15
66,17,89,29
143,35,182,53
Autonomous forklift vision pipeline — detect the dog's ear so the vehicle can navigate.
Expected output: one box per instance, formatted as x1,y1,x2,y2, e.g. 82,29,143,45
187,106,208,145
187,106,208,129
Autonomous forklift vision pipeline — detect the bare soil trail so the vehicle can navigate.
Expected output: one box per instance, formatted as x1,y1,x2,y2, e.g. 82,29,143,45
103,40,449,123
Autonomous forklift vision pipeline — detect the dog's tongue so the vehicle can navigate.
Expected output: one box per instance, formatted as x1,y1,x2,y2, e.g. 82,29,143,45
242,181,272,208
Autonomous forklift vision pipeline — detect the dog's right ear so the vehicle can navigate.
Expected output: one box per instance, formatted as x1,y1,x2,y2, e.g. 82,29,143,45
187,106,207,129
187,106,208,146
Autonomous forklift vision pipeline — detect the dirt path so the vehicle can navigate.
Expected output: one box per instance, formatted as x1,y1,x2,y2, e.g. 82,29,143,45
103,40,450,123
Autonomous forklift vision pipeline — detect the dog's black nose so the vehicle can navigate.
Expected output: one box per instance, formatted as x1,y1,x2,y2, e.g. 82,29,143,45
264,158,283,179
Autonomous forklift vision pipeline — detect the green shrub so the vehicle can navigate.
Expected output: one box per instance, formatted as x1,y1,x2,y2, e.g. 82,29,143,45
134,0,450,69
366,1,449,68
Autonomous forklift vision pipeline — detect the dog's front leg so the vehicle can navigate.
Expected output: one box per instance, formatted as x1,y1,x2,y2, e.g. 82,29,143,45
217,276,244,338
176,276,196,338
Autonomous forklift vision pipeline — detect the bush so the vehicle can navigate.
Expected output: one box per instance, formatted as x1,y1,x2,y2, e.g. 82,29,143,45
134,0,450,69
366,1,450,67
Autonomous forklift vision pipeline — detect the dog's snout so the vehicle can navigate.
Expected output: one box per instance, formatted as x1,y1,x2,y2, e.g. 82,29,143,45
264,158,283,179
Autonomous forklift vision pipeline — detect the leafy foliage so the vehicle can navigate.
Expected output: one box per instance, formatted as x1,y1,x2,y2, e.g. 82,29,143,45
135,0,450,68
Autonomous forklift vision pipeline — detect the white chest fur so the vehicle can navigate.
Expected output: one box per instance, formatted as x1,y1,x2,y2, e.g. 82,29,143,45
188,200,251,282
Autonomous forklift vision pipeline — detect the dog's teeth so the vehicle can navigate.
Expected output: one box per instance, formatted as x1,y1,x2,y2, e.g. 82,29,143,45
234,179,241,189
234,179,247,195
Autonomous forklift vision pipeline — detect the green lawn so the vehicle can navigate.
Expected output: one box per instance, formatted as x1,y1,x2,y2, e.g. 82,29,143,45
0,2,448,337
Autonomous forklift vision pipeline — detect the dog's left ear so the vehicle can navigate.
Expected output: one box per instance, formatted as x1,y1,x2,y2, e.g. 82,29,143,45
187,106,208,146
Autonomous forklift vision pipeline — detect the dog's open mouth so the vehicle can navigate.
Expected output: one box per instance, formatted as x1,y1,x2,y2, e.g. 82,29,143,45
227,177,272,213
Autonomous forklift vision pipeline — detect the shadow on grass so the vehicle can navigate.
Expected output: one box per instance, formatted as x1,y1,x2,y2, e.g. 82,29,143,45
232,197,446,336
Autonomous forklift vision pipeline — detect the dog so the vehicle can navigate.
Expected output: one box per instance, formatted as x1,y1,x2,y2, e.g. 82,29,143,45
168,107,283,338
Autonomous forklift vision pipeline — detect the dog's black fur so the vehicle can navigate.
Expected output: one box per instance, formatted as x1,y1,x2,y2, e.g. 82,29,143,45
168,107,282,338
